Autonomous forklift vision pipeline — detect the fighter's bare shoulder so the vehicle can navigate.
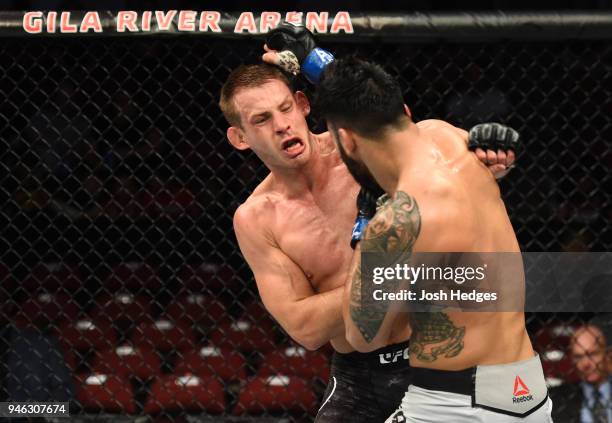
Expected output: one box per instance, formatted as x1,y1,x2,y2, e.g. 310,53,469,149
401,170,459,217
416,118,461,131
399,166,473,251
417,119,468,139
233,176,281,241
398,182,473,252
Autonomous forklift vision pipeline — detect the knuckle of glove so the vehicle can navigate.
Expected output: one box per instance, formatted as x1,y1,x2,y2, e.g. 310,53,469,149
468,124,488,151
506,128,520,154
357,184,384,220
266,31,292,50
299,33,317,57
356,190,377,220
494,124,520,154
266,22,315,62
468,123,520,155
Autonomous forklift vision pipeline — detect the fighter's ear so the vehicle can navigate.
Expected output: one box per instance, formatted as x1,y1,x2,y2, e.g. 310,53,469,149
227,126,250,151
404,104,412,118
295,91,311,117
337,127,357,155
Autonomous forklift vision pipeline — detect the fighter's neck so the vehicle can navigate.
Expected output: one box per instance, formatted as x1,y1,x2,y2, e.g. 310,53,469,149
366,124,422,196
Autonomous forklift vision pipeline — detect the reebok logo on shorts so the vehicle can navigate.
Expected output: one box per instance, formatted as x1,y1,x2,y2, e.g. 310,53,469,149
512,375,533,403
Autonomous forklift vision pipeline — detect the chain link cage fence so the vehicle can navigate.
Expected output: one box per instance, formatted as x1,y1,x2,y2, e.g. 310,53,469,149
0,11,611,423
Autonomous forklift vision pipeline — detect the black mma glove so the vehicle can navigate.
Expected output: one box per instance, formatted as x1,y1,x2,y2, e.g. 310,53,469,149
350,185,385,249
265,22,334,84
468,122,520,155
468,123,520,179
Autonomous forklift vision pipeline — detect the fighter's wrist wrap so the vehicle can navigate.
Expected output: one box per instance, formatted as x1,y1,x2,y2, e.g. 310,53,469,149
301,48,335,84
351,216,369,249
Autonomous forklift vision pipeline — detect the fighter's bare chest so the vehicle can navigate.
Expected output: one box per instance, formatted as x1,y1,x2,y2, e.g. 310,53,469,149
273,198,356,291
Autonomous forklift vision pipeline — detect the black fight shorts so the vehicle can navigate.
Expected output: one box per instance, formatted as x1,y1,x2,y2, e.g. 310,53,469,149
315,341,411,423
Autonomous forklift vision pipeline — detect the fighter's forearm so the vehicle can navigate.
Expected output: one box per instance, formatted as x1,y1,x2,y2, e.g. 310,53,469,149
343,246,396,352
288,286,345,350
345,191,421,352
343,247,368,349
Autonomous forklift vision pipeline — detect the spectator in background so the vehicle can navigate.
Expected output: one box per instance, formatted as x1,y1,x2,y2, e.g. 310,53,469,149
550,324,611,423
584,275,612,344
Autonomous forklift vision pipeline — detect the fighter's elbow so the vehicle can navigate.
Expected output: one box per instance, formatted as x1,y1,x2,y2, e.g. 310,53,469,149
291,329,326,351
299,337,325,352
281,317,326,351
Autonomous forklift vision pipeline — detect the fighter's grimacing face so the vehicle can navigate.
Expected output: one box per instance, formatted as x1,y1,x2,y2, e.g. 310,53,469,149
232,79,311,169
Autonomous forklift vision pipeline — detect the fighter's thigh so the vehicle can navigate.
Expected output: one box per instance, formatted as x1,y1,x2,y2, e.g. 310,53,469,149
315,376,381,423
373,367,413,417
385,386,478,423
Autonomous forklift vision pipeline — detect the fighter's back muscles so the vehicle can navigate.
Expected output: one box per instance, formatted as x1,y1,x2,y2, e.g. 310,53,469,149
234,188,346,351
344,121,532,368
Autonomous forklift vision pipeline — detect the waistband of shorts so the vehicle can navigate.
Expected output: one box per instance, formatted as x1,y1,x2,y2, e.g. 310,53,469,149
411,355,544,397
411,366,475,396
334,341,410,368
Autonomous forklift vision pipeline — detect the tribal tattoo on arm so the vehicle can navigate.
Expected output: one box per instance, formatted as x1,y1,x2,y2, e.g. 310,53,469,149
349,191,421,343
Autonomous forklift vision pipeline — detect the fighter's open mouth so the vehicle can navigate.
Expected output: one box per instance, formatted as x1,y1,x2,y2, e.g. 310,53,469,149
282,137,303,150
282,137,305,156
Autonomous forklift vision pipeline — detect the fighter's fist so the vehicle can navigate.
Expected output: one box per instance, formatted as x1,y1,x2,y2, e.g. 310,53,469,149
266,22,317,64
356,185,384,221
468,123,519,179
263,22,334,84
351,185,385,249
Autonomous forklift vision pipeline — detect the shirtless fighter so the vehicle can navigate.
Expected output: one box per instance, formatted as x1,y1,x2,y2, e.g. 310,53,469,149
313,57,552,421
220,25,519,422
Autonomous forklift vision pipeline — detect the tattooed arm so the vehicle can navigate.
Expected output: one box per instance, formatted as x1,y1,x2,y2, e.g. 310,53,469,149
343,184,472,353
343,191,421,352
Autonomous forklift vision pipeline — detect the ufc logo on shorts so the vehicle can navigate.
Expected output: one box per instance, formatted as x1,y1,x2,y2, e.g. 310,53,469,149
391,410,406,422
379,347,409,364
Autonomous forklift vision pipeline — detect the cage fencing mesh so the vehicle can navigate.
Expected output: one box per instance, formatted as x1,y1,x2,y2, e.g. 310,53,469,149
0,33,610,422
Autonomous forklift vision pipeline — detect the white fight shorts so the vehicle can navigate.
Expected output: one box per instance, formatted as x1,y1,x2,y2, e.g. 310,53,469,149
385,354,553,422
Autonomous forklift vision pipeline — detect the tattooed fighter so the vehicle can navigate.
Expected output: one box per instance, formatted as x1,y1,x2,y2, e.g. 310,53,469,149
224,23,521,423
313,57,553,422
